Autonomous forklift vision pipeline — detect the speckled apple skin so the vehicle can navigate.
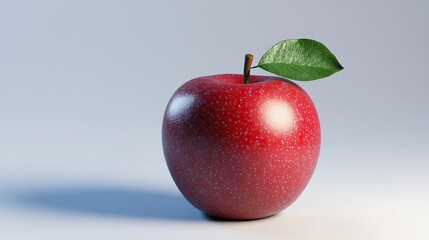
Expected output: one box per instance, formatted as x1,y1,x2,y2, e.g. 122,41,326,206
162,74,320,220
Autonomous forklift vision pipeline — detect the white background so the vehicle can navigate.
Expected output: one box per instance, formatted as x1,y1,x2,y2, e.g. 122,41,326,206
1,0,428,239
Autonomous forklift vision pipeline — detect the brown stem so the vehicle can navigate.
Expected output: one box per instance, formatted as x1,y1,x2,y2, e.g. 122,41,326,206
243,54,254,84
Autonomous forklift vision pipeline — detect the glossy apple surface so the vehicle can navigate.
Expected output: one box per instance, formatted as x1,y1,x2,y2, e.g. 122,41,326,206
162,74,320,220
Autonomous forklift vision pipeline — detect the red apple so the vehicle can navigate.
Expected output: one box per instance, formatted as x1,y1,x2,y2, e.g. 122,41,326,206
162,74,320,220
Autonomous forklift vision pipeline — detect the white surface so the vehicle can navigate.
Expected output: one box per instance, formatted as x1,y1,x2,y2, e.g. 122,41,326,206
1,0,429,239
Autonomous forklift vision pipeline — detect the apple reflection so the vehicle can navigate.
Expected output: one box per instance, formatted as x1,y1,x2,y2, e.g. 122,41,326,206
167,94,195,120
262,100,296,132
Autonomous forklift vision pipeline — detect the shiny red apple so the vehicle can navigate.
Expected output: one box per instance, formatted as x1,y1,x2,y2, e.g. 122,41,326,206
162,74,320,220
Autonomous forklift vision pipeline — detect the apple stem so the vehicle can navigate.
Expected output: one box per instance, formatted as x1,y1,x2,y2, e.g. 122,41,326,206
243,54,254,84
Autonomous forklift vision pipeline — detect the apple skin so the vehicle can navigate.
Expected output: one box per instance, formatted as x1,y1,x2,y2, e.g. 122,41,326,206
162,74,320,220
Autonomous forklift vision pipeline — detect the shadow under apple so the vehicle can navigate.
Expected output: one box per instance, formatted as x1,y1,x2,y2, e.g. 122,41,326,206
11,185,205,221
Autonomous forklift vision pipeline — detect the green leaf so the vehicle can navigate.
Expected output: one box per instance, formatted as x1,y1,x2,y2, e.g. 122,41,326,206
258,39,343,81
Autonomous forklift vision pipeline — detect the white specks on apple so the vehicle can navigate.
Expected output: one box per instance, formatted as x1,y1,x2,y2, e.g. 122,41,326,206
162,74,321,220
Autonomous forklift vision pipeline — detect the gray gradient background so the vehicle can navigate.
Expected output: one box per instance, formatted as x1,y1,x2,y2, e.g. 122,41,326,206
1,0,428,239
